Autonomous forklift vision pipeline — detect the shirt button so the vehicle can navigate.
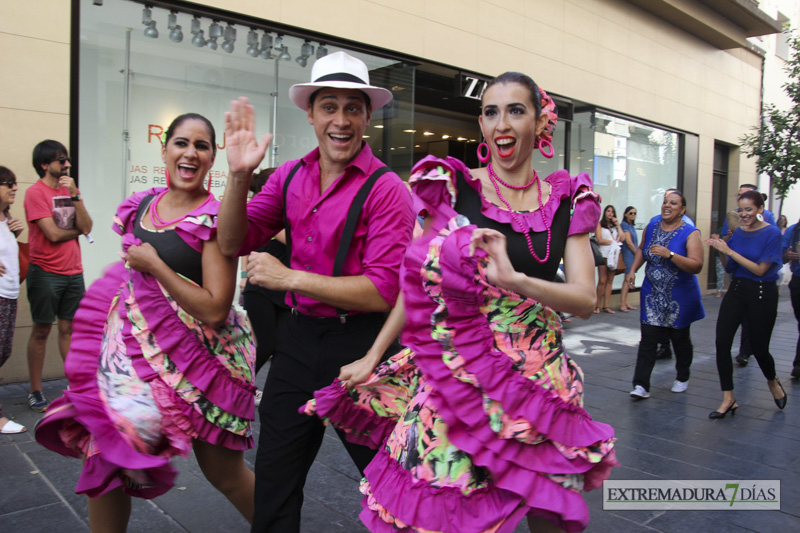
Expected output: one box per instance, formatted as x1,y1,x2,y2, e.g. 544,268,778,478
312,208,317,213
307,237,313,242
306,265,311,270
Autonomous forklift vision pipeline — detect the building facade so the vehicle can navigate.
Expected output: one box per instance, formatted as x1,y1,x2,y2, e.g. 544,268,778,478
0,0,782,382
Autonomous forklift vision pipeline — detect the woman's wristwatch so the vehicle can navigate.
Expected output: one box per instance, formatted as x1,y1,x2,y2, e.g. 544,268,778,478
669,251,675,260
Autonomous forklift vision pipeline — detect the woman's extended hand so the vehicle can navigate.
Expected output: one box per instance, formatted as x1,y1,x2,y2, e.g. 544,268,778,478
124,242,162,274
469,227,520,291
705,236,731,255
338,355,377,388
225,97,273,177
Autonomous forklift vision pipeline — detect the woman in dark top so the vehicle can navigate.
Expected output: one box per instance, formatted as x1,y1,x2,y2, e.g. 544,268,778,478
36,113,257,528
706,190,786,418
302,72,617,533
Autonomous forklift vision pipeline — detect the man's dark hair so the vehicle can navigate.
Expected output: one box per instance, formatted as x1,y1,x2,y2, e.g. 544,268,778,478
32,140,68,178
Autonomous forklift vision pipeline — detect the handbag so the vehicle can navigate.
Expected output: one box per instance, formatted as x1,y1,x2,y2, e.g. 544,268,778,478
589,235,605,267
18,242,29,283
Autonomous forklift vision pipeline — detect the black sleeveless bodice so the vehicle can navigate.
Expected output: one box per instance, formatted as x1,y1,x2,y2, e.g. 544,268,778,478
133,196,204,286
454,172,570,281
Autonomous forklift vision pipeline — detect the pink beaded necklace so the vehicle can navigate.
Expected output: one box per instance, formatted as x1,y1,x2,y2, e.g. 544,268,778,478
486,163,551,263
149,189,213,229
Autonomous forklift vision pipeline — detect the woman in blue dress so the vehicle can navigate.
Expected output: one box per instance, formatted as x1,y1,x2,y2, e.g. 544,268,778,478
625,191,705,399
705,190,786,418
619,206,639,312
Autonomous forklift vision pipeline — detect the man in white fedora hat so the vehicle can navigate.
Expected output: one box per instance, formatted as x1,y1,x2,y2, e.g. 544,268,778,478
218,51,413,532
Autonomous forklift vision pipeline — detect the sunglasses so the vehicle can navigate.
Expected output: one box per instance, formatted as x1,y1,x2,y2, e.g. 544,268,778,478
51,157,71,165
0,180,16,187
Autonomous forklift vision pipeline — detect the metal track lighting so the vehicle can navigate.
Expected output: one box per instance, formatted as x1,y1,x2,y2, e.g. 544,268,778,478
192,29,205,47
208,20,222,39
190,16,201,35
316,43,328,59
246,29,259,57
221,25,236,53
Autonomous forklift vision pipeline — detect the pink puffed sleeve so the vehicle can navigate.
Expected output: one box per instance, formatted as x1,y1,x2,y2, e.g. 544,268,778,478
568,172,602,236
409,155,464,229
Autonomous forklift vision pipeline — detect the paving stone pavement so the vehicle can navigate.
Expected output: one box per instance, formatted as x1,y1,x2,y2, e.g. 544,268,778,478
1,289,799,532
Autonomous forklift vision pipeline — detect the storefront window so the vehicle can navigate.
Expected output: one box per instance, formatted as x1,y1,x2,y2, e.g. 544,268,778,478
77,0,411,283
570,110,681,289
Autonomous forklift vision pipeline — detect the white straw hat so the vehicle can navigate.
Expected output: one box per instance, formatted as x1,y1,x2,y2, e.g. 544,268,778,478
289,51,393,111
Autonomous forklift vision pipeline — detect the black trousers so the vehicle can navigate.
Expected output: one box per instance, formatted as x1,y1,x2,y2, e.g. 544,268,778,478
632,323,693,391
790,275,800,368
715,278,778,391
242,290,290,374
251,312,388,533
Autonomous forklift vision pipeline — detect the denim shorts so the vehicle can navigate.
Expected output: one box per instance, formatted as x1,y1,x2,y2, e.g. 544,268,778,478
26,264,85,323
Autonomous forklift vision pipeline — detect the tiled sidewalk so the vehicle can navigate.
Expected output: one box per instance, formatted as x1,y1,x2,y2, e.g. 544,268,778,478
2,289,799,532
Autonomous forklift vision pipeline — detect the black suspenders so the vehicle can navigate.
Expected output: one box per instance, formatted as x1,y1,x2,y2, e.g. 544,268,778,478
282,161,391,321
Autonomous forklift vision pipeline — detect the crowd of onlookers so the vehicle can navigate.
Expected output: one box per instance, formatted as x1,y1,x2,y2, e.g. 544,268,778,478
594,184,798,419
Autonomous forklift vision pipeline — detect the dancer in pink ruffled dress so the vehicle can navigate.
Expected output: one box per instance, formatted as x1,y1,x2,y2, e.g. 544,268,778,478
35,113,257,529
303,72,618,532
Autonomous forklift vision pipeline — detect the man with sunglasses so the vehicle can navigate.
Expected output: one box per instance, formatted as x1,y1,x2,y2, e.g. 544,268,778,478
23,140,92,412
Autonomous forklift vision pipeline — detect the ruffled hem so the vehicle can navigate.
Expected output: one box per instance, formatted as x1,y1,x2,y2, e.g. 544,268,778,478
302,379,394,449
422,226,615,484
35,261,252,498
124,267,256,420
358,447,597,533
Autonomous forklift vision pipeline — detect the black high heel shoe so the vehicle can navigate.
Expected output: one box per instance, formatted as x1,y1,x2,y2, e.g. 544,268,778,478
709,400,738,419
772,380,787,410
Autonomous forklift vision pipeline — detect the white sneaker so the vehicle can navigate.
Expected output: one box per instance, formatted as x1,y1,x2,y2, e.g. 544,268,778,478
254,390,263,407
671,380,689,393
630,385,650,399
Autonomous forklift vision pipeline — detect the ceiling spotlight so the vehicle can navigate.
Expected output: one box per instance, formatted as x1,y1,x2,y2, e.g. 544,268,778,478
141,6,153,25
300,40,314,57
246,28,259,57
167,12,177,29
169,25,183,42
144,21,158,38
316,43,328,59
274,35,283,50
93,0,103,5
221,24,236,53
190,16,201,35
192,29,205,47
259,33,274,59
296,40,314,67
278,45,291,61
206,37,218,50
208,20,222,39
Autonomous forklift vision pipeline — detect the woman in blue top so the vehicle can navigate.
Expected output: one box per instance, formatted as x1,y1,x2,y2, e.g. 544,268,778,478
625,191,705,399
619,206,639,312
706,190,786,418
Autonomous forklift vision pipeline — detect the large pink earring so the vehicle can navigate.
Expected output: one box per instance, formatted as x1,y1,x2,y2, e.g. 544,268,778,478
538,139,554,159
207,174,213,192
165,168,171,187
477,142,491,163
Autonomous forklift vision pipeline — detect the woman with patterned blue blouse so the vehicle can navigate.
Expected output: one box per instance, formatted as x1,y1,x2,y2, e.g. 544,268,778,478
705,190,786,418
625,191,705,399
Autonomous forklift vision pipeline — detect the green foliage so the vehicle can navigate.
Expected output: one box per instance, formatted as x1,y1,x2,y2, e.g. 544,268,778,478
741,26,800,207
